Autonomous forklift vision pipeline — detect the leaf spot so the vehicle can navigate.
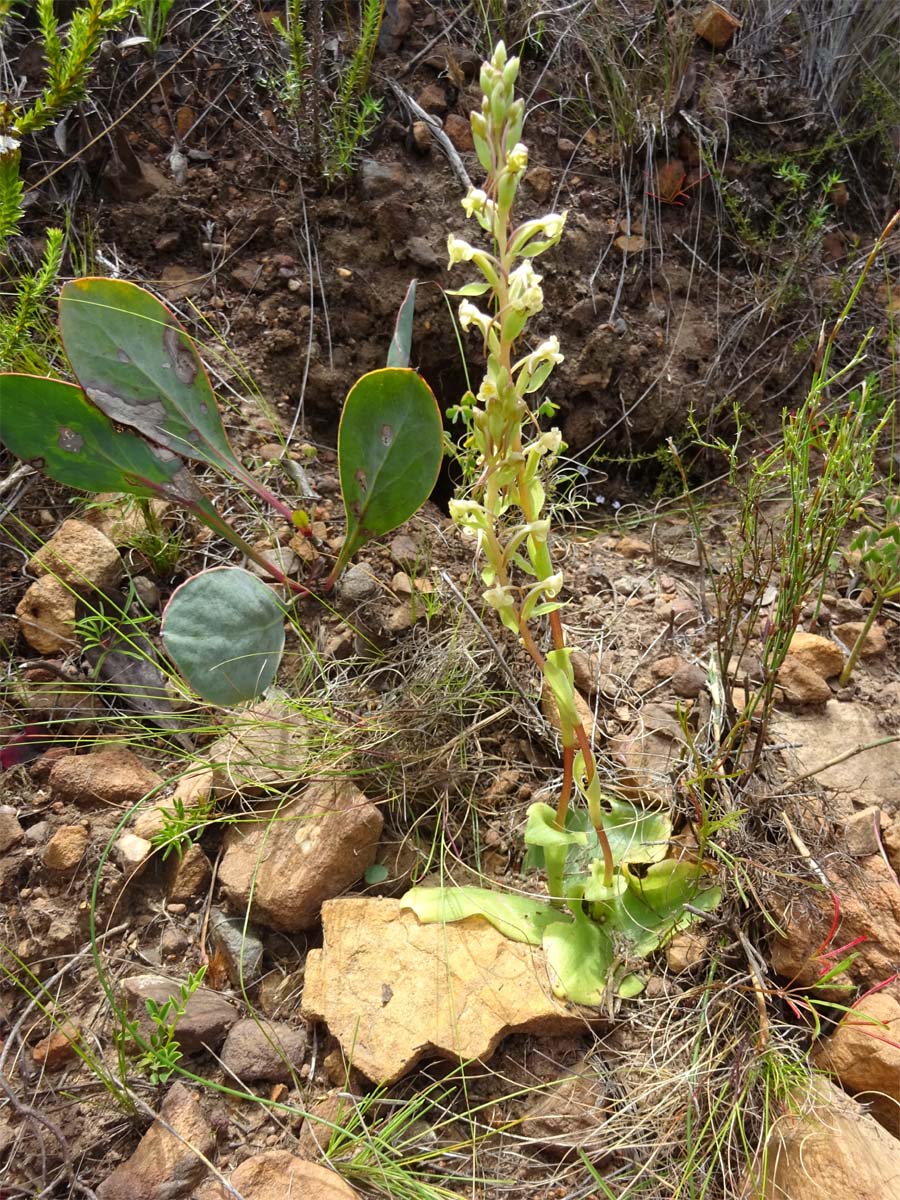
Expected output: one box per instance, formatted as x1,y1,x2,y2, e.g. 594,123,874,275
355,468,368,493
163,325,199,385
381,424,394,447
58,427,84,453
87,386,167,429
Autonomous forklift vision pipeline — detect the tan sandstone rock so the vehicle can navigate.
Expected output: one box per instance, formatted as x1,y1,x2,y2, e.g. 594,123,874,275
96,1082,214,1200
16,575,78,653
787,632,845,679
775,700,900,809
813,991,900,1136
218,779,382,932
747,1078,900,1199
208,696,312,796
776,656,831,705
610,703,684,797
49,748,163,808
302,897,600,1084
42,824,89,872
834,620,888,661
113,832,153,875
196,1151,358,1200
29,518,122,589
165,843,212,903
769,856,900,990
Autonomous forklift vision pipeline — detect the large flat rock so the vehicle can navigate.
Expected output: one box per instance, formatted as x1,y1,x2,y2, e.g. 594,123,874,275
775,701,900,810
302,897,600,1084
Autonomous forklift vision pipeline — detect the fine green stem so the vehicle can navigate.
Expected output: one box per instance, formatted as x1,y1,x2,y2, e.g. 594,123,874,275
838,595,884,686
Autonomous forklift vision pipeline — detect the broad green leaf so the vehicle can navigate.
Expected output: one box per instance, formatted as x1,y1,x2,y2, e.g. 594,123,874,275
59,278,240,474
603,796,672,866
542,904,615,1005
334,368,443,575
597,860,721,957
161,567,286,706
581,866,627,905
0,373,196,500
526,796,672,881
387,279,417,368
445,281,492,297
617,974,645,999
400,885,568,946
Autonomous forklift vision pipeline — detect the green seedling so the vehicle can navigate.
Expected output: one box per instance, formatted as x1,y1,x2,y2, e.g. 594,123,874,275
134,0,176,53
840,494,900,684
400,43,721,1008
1,279,443,705
128,966,207,1085
151,790,218,863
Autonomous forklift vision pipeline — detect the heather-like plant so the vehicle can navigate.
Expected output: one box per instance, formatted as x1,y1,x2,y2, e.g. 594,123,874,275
0,1,134,368
840,493,900,684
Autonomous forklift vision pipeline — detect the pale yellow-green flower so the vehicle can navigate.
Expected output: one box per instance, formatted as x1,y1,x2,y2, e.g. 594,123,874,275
507,142,528,173
507,260,544,316
462,188,489,218
458,300,494,339
446,234,476,266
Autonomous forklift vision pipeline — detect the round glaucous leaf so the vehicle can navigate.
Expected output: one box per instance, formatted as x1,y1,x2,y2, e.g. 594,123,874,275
162,567,286,706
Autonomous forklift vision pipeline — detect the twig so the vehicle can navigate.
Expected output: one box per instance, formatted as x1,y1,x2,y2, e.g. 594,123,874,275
789,735,900,784
874,812,900,892
0,462,36,496
781,810,829,886
736,928,770,1051
386,82,472,192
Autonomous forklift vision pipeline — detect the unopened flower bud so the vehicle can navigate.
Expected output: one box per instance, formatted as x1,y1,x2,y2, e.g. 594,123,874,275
507,142,528,174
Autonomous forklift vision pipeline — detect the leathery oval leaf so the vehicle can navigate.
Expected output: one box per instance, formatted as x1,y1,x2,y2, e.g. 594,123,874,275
0,373,188,497
161,567,286,706
337,368,443,566
59,277,238,472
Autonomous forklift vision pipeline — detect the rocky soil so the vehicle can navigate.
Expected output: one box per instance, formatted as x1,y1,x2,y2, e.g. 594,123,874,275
1,2,900,1199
